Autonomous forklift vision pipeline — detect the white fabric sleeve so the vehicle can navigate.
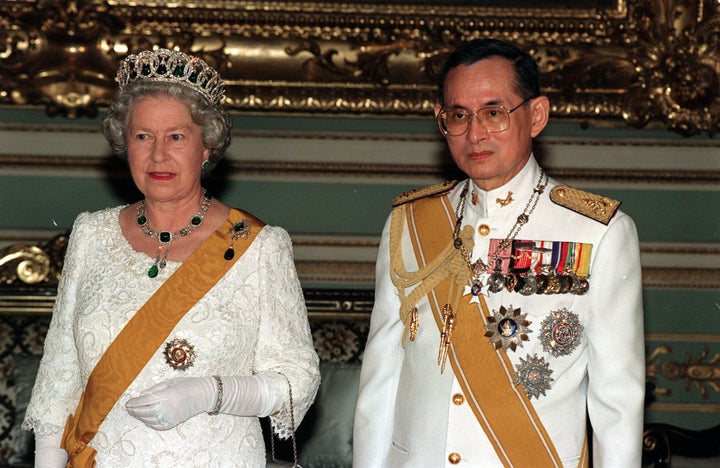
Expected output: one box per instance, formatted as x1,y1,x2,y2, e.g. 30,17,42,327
353,213,405,467
586,212,646,466
34,432,67,468
23,215,90,435
251,227,320,439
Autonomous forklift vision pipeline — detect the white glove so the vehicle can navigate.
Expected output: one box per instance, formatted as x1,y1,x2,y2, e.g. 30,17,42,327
125,375,276,431
34,432,67,468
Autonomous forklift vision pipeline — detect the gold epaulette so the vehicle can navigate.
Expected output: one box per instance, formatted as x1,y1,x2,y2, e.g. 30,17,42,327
549,185,621,225
392,180,458,207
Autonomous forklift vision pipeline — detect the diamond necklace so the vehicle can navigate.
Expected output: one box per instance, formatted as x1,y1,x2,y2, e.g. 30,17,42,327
453,170,548,294
136,189,212,278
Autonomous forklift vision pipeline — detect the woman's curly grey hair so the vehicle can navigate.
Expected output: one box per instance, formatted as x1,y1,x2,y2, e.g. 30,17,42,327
102,80,232,172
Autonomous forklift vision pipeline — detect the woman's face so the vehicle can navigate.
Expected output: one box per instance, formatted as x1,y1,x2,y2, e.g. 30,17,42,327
126,94,210,203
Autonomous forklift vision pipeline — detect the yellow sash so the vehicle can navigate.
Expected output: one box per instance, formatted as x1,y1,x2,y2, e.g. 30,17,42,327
401,194,566,467
61,208,265,467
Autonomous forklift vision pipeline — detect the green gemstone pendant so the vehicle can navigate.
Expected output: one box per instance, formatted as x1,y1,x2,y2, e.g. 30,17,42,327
137,189,212,278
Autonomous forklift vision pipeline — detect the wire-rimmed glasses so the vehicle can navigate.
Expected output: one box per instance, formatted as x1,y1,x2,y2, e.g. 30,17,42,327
437,98,531,136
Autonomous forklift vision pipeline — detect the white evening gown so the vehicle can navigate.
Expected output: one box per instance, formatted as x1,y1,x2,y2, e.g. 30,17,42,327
24,206,320,467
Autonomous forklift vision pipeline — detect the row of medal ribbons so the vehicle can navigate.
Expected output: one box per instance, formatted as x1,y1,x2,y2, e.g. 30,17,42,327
485,239,593,295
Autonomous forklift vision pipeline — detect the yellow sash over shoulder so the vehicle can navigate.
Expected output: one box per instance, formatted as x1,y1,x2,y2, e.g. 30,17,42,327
392,193,569,467
62,209,265,467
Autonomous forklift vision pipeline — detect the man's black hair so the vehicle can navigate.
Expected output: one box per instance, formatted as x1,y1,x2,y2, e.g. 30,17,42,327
437,38,541,107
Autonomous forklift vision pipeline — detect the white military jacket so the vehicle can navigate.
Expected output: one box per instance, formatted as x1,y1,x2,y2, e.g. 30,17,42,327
353,156,645,467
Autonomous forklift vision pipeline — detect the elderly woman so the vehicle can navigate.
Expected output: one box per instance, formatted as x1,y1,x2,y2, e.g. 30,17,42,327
23,49,320,467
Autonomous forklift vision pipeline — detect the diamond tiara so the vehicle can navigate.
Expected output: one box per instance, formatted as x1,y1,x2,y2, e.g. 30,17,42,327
117,49,225,106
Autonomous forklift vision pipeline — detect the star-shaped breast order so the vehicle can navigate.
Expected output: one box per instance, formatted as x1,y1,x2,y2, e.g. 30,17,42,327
484,305,532,352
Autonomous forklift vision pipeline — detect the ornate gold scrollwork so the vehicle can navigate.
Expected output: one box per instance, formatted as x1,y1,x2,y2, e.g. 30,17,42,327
642,431,659,452
647,344,720,399
0,246,50,285
0,0,119,117
0,233,68,286
0,1,719,135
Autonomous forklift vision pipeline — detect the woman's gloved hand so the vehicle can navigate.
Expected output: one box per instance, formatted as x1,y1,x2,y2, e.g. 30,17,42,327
35,432,68,468
125,375,275,430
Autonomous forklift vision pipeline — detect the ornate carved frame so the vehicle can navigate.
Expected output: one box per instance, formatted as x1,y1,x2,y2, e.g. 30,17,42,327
1,0,719,136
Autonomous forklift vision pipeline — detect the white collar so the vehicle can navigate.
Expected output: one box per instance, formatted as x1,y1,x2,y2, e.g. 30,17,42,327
449,155,544,220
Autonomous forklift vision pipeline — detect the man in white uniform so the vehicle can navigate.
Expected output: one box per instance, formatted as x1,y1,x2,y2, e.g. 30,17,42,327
353,38,645,467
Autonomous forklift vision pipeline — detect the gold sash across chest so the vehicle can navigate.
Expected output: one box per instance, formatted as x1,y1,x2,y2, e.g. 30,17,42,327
61,208,265,467
393,193,586,467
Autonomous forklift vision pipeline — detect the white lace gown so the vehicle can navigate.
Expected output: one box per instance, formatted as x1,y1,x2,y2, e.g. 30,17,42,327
23,206,320,467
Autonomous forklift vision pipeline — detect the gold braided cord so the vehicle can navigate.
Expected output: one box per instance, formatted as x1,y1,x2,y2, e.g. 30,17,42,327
389,205,473,346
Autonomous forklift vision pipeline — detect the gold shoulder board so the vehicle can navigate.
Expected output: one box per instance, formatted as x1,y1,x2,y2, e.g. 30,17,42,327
549,185,621,225
392,180,457,207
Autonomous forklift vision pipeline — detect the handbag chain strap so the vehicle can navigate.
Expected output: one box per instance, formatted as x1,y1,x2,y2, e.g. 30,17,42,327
270,373,299,467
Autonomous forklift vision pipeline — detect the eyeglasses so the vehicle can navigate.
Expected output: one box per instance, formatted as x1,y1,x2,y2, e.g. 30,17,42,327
437,98,531,136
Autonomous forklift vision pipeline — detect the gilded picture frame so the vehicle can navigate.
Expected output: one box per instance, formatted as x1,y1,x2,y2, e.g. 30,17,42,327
0,0,718,135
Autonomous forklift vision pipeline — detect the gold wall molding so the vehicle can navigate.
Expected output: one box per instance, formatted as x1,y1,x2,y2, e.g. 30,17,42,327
645,402,720,413
643,267,720,289
295,260,377,285
3,153,720,185
1,1,719,136
647,345,720,400
303,288,374,321
647,333,720,342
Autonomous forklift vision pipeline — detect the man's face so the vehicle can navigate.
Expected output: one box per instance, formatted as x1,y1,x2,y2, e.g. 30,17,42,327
434,56,548,191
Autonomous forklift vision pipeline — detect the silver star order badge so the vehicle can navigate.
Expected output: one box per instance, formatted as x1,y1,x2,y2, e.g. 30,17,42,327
513,353,554,399
539,308,584,357
484,305,532,352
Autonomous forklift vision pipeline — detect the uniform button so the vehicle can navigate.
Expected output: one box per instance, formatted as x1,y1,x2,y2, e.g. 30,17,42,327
478,224,490,236
448,452,462,464
452,393,464,405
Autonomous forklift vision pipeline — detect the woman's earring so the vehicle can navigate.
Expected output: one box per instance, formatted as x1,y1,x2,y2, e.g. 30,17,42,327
202,160,210,170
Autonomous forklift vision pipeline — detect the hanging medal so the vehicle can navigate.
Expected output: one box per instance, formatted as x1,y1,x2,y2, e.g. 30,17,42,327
519,241,542,295
463,276,484,304
458,234,489,304
487,256,506,293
